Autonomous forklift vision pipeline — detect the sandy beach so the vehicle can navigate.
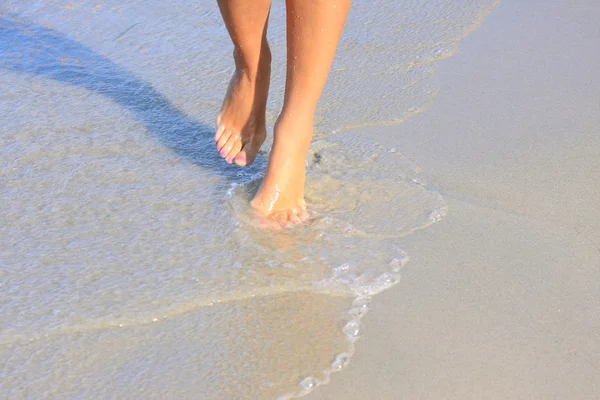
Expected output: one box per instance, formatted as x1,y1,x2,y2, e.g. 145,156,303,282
1,0,598,398
311,0,600,398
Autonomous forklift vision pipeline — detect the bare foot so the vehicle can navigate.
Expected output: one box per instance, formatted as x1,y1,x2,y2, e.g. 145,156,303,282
215,46,270,166
250,117,312,227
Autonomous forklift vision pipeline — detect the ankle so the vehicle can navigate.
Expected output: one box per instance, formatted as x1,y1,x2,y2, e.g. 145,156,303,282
276,110,314,132
233,42,271,81
273,116,314,151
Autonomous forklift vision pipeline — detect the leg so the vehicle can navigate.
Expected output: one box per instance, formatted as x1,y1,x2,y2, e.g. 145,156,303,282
251,0,351,225
215,0,272,166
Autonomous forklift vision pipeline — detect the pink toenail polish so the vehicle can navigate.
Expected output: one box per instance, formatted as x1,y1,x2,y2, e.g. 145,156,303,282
236,156,245,163
220,150,227,156
226,157,232,163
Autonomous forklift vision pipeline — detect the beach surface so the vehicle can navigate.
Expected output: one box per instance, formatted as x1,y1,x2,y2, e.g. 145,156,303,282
1,0,599,398
311,0,600,398
0,1,486,398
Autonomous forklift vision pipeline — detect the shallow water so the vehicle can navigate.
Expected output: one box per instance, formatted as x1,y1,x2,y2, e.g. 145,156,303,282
1,1,495,398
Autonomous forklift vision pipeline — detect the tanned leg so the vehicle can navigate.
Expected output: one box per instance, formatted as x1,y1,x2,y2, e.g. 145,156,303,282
251,0,351,226
215,0,272,166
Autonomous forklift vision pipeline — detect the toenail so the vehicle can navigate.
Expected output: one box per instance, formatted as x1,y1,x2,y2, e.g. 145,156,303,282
236,156,245,162
220,150,227,156
226,157,232,163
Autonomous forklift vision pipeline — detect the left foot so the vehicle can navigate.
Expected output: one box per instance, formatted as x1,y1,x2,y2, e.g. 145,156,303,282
250,117,312,227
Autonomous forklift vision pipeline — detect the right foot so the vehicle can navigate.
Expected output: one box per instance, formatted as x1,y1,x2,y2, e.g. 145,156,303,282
215,45,271,167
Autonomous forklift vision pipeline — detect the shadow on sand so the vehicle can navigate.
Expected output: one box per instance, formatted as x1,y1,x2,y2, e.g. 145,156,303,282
0,14,263,180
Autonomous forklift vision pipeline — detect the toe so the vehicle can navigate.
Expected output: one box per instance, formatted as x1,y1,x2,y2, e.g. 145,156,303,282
273,211,289,228
234,143,254,167
298,208,310,222
216,130,233,154
220,134,240,159
288,211,302,225
225,140,243,164
233,148,248,166
215,122,225,142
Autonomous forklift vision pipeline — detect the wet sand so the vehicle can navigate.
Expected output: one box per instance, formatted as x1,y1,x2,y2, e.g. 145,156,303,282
0,2,473,397
311,0,600,398
1,0,598,398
